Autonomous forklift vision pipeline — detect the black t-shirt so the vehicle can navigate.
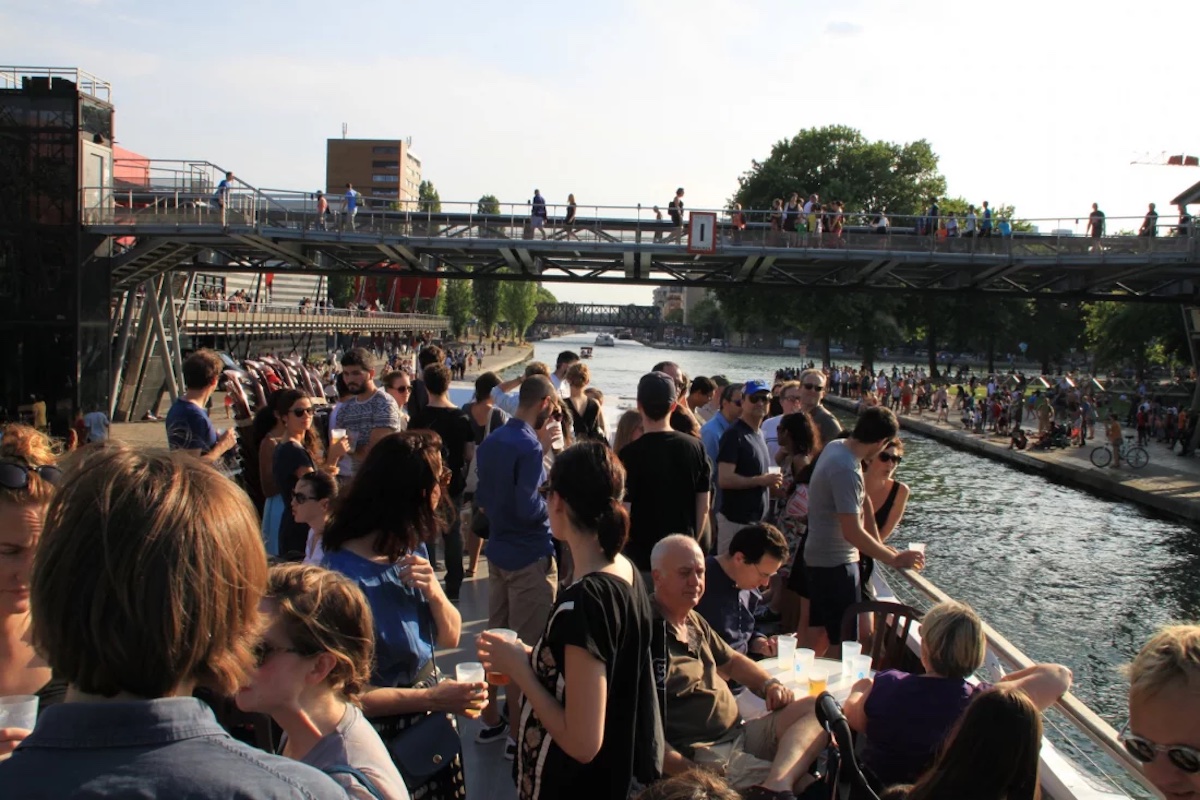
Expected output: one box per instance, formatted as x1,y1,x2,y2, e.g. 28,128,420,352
716,419,770,524
619,432,711,571
273,440,315,557
516,571,662,799
410,405,474,497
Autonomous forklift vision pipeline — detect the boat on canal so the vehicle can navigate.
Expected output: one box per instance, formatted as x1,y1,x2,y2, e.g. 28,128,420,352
580,345,593,359
594,332,616,346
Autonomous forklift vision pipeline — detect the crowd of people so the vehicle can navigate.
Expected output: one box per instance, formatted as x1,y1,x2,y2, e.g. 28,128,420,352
0,347,1195,800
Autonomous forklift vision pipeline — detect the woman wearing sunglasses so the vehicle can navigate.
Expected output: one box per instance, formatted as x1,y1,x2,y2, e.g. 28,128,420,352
0,425,63,757
861,438,910,601
273,389,348,560
294,470,338,566
1126,625,1200,795
236,563,409,799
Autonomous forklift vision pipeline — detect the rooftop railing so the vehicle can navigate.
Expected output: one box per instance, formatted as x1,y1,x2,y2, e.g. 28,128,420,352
0,66,112,103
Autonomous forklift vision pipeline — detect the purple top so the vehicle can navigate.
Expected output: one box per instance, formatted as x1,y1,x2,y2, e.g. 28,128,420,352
861,669,988,786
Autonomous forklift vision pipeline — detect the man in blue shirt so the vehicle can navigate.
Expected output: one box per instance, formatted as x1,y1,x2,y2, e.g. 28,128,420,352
212,171,233,224
474,374,558,755
695,523,788,662
343,183,359,231
715,380,782,556
165,349,237,464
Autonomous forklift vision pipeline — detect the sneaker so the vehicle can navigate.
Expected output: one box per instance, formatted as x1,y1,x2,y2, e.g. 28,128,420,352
475,719,508,744
504,737,517,761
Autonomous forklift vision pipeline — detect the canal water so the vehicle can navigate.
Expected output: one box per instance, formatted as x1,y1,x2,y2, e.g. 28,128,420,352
528,333,1200,731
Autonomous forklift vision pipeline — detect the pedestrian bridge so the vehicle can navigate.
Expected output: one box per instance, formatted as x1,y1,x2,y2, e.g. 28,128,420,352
534,303,663,328
177,300,446,336
82,185,1200,302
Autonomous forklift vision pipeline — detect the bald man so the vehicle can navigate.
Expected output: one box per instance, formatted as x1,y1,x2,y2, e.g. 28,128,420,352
650,534,827,797
475,375,560,751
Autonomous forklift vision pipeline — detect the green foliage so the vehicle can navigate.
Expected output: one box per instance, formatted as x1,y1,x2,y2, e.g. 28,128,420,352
418,181,442,213
477,194,500,215
473,276,501,337
327,275,354,308
732,125,946,220
440,278,474,338
688,294,726,337
534,284,557,306
664,307,685,324
500,280,538,341
1083,301,1185,377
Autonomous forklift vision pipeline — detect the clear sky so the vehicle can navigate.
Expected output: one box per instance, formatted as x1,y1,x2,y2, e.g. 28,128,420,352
5,0,1198,305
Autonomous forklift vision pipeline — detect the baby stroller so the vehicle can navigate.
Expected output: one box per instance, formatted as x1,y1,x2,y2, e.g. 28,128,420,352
812,693,880,800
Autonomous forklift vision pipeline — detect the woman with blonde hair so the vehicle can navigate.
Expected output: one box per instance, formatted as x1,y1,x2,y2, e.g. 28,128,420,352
0,425,62,758
843,600,1071,789
0,442,345,797
237,564,409,799
613,409,644,453
563,362,605,442
1125,625,1200,795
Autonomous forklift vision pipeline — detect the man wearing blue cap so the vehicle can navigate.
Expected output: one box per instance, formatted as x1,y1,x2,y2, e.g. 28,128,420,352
715,380,783,556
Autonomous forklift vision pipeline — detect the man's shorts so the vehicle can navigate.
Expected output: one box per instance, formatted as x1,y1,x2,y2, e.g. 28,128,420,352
488,555,558,644
692,712,780,789
806,563,861,644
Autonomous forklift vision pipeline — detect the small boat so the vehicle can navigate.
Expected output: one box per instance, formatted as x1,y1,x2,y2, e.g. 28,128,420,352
594,333,615,347
580,346,594,359
616,329,633,340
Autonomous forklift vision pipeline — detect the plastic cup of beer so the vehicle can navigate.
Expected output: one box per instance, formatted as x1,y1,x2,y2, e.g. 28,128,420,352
776,634,797,670
908,542,926,556
331,428,347,445
484,628,518,685
0,695,38,748
808,675,828,697
767,465,782,475
841,642,863,678
455,662,487,718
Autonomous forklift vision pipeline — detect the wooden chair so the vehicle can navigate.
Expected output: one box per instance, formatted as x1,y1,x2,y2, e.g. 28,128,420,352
839,601,923,674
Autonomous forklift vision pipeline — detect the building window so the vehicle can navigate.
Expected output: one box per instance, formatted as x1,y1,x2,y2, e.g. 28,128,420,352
372,174,399,184
373,189,399,197
372,146,399,155
372,160,399,169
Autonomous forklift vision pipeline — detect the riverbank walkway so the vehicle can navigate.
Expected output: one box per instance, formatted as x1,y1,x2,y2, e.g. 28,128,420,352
825,395,1200,524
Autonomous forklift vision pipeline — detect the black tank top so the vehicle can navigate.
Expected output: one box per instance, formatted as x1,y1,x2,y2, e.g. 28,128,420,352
873,481,902,530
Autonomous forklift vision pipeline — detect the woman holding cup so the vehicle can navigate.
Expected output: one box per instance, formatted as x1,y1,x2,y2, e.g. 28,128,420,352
477,441,661,800
272,389,348,560
236,563,410,799
0,425,63,758
323,431,485,799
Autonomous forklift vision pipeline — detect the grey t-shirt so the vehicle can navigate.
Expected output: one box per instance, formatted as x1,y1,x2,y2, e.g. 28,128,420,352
299,704,410,800
336,389,404,476
804,439,864,567
808,403,843,446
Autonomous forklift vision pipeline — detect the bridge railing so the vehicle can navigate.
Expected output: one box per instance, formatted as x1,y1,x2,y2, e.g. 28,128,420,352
81,187,1199,259
126,296,448,335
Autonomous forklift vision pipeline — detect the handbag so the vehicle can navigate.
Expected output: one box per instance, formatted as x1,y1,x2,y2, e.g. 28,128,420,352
379,610,462,790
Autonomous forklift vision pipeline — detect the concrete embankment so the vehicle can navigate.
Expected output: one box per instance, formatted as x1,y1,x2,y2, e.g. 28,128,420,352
824,395,1200,525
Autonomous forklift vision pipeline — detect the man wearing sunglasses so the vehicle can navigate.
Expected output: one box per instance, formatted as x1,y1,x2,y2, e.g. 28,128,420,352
715,380,783,558
1126,625,1200,795
796,368,842,445
165,349,238,463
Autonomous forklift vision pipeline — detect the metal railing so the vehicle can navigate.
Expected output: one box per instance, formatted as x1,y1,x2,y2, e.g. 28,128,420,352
80,186,1199,260
888,565,1163,799
173,299,448,334
0,65,112,102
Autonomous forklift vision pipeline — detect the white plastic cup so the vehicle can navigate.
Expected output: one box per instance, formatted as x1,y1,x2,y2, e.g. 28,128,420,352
841,642,863,677
794,648,816,679
456,662,486,684
331,427,347,444
767,465,782,475
850,654,874,682
776,634,797,670
908,542,926,555
484,628,519,685
0,694,38,731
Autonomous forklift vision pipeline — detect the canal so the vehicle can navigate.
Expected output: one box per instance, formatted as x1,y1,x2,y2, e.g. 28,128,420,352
528,333,1200,730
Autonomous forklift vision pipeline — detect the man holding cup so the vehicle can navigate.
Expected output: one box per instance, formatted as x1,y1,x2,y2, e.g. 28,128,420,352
802,407,924,658
716,381,784,557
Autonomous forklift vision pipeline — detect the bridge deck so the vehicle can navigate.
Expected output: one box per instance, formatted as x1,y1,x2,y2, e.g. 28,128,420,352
83,203,1200,300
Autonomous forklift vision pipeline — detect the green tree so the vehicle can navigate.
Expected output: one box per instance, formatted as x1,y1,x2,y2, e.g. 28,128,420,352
477,194,500,215
327,275,354,308
664,307,685,324
500,280,538,341
1083,301,1185,379
534,284,558,306
439,278,474,339
688,294,726,338
473,276,501,337
419,180,442,213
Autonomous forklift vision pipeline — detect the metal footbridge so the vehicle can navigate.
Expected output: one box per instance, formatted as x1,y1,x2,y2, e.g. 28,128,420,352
83,182,1200,302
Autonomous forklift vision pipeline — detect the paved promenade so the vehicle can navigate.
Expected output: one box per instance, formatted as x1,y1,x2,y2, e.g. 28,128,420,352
825,395,1200,524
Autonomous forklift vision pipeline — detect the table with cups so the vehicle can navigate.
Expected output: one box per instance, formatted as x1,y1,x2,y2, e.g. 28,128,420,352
736,638,874,722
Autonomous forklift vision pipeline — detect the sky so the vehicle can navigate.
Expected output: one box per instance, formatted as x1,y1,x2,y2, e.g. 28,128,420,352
5,0,1199,305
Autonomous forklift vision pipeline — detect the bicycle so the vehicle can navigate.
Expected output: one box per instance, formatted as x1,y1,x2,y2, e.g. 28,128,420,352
1090,435,1149,469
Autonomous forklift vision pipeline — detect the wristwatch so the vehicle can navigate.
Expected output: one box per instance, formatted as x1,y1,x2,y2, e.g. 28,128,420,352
760,677,783,698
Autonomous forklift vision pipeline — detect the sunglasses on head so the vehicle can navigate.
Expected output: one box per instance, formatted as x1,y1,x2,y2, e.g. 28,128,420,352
1121,730,1200,774
879,452,902,464
747,394,771,404
289,407,314,418
0,461,63,490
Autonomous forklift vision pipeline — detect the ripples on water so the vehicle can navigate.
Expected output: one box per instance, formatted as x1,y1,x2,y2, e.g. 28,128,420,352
530,335,1200,723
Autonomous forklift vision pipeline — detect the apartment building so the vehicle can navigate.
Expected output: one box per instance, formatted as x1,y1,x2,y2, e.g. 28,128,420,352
326,138,422,209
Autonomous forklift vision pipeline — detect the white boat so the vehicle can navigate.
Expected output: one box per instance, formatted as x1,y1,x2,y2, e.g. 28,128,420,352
870,568,1155,800
594,333,616,346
